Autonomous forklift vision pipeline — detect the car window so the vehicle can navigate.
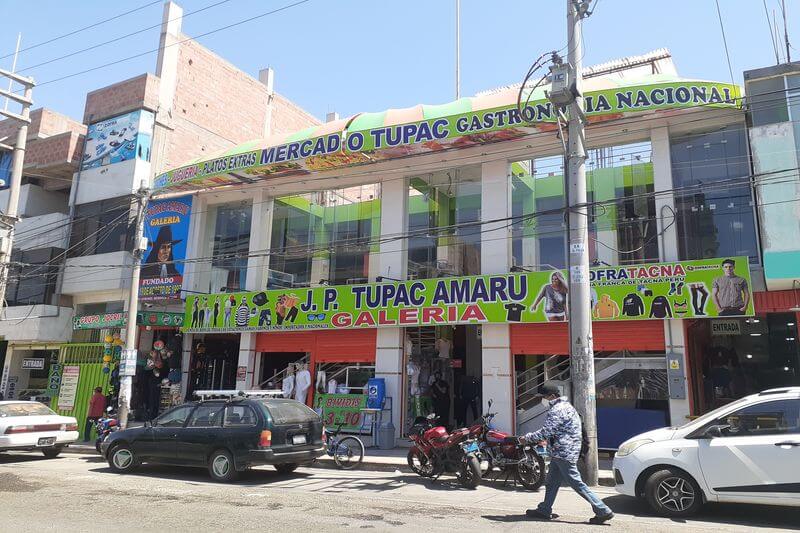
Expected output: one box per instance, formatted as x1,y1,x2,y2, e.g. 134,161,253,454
260,400,319,424
224,405,257,427
187,404,224,428
155,405,194,428
0,402,56,417
715,399,800,437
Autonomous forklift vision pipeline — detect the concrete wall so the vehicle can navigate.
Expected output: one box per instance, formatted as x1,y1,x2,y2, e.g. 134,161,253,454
71,158,150,205
0,184,68,218
0,305,73,343
15,212,71,251
61,251,133,295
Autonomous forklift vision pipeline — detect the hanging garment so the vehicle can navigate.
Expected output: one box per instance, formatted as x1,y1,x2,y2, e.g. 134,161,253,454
315,370,327,394
593,294,620,319
326,379,338,394
649,295,673,319
282,373,295,399
294,368,311,404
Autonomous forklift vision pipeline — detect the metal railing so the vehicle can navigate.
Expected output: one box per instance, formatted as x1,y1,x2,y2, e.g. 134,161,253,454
59,343,105,364
258,353,311,389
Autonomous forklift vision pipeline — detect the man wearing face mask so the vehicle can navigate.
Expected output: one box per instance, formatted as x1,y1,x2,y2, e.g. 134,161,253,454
522,384,613,524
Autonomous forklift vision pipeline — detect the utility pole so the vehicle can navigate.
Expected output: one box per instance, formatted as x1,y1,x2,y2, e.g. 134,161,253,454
0,67,35,316
565,0,598,485
118,182,149,428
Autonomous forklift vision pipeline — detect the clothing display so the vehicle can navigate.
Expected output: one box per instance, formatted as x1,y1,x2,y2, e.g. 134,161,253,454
282,371,295,399
541,285,567,314
504,303,525,322
315,370,326,394
407,361,421,395
690,283,709,315
593,294,620,319
649,295,673,318
294,366,311,403
673,299,689,316
326,379,338,394
436,337,452,359
621,293,645,317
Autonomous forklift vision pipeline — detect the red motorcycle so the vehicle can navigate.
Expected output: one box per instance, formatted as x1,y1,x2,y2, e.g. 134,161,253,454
407,413,483,489
468,400,546,490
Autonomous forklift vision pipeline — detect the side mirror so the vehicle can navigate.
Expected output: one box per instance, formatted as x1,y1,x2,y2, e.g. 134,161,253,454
704,424,728,438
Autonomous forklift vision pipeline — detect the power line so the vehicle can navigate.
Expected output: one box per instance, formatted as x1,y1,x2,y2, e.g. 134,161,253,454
715,0,736,85
0,1,162,61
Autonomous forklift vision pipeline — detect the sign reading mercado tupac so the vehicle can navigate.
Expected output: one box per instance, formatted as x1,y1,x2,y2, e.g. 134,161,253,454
183,257,754,333
139,197,192,301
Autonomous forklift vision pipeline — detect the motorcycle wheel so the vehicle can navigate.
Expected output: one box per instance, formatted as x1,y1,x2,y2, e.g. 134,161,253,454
407,449,434,477
457,454,482,489
515,450,546,490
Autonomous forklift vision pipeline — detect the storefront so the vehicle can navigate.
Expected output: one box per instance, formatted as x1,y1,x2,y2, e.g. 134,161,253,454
685,290,800,415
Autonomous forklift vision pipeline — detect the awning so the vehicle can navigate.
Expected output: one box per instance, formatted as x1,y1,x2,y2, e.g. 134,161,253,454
154,74,741,193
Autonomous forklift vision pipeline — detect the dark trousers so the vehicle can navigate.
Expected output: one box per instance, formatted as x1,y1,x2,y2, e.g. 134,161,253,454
83,417,98,442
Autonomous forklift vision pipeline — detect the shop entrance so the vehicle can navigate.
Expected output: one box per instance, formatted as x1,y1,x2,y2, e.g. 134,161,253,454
258,351,308,392
404,325,482,433
189,334,240,394
688,313,800,414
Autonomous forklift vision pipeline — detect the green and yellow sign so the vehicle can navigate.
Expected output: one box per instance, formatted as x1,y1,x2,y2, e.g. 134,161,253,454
182,257,753,333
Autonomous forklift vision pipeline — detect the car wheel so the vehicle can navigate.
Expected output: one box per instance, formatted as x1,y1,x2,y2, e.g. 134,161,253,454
108,444,138,473
208,449,239,482
42,446,63,459
644,468,703,517
274,463,298,474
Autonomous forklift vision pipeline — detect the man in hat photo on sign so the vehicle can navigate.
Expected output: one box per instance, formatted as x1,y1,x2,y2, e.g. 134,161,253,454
142,225,182,279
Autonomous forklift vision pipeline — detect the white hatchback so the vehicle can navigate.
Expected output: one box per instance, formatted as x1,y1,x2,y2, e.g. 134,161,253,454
613,387,800,517
0,401,79,458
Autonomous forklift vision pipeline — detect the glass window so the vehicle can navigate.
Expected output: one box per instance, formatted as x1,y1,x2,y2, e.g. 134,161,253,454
204,202,252,293
0,402,56,417
68,197,134,257
6,247,63,306
715,399,800,436
155,405,194,427
187,404,224,427
269,184,381,287
261,400,318,424
671,127,758,262
224,404,257,426
407,165,481,278
747,77,789,127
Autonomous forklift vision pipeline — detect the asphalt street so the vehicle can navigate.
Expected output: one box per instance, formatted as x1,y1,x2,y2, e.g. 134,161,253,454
0,452,798,532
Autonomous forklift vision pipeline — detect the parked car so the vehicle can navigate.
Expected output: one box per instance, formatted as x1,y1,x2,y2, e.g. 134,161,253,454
0,401,79,458
101,394,324,482
613,387,800,517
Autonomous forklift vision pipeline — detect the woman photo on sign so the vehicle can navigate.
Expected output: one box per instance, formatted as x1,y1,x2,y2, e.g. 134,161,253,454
142,226,181,279
530,271,569,321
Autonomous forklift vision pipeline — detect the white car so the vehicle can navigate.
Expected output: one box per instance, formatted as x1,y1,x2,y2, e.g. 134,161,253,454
0,401,79,458
613,387,800,517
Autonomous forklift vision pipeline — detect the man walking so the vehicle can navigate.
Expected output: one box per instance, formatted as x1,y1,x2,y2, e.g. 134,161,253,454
84,387,107,443
523,384,613,524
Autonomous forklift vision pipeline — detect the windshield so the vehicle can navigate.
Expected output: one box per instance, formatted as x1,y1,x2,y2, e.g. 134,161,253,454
0,402,57,417
258,400,319,424
675,396,751,430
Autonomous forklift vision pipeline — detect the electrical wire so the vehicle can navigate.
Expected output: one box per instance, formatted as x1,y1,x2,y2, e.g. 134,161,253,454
715,0,736,85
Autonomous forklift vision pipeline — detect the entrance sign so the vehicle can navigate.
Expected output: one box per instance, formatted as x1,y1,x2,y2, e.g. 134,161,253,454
155,81,741,192
57,366,81,410
182,257,754,333
21,358,45,370
711,320,742,335
139,196,192,301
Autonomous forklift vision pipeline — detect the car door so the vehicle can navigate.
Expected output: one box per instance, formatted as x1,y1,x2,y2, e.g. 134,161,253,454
697,398,800,504
139,405,196,463
222,403,261,465
179,402,225,465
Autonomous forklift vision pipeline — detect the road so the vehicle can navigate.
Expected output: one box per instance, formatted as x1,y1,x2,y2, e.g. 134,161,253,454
0,452,798,532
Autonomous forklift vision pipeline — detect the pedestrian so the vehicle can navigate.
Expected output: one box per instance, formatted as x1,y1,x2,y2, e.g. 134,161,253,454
430,371,450,428
84,387,107,442
522,383,613,524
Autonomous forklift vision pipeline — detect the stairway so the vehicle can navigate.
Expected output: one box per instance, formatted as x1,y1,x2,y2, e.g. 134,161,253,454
259,353,311,390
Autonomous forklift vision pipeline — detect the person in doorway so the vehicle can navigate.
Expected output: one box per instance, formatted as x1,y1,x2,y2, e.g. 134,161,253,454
531,271,568,321
84,387,107,442
712,258,750,316
522,384,613,524
431,371,450,427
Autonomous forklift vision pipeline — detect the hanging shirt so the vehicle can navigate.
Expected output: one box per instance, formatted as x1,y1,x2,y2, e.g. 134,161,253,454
282,374,295,398
504,303,525,322
621,293,645,317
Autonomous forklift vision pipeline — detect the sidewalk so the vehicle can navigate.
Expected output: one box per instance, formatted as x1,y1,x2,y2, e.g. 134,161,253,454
64,441,615,486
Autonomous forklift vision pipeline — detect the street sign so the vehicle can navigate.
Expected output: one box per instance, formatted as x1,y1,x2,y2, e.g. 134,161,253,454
21,358,45,370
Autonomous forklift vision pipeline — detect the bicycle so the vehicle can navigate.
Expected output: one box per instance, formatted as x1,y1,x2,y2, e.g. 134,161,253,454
323,422,365,469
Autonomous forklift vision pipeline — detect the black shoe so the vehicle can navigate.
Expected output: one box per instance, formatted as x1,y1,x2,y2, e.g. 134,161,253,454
589,512,614,524
526,510,558,520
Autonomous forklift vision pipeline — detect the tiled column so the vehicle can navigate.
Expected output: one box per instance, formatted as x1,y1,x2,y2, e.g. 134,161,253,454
481,159,514,433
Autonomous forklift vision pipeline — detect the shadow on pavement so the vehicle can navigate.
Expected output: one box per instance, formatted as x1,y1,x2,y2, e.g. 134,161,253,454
603,495,800,530
87,463,317,486
0,453,62,464
483,514,600,526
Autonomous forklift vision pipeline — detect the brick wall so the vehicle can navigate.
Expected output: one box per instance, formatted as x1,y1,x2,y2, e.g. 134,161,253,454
23,131,83,169
83,73,160,123
0,108,85,143
271,93,322,137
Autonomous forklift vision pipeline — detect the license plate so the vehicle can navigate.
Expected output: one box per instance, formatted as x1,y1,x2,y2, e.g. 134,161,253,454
37,437,56,446
462,441,478,453
292,434,306,445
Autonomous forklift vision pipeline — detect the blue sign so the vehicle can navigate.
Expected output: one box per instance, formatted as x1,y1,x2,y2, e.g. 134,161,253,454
82,109,154,170
139,196,192,301
0,151,11,189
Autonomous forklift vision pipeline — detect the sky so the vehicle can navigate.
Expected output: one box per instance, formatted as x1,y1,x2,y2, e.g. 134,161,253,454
0,0,795,124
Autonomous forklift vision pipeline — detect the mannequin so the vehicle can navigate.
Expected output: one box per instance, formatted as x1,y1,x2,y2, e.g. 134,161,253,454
407,357,422,417
294,362,312,404
282,363,295,399
315,369,327,394
435,335,452,359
